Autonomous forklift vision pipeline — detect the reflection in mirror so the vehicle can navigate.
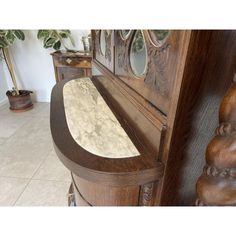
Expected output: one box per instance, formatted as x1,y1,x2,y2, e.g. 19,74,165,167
130,30,147,78
100,30,106,55
120,30,131,40
149,30,170,47
105,30,112,37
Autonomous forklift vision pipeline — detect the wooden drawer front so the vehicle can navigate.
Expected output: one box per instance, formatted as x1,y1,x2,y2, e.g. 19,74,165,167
56,57,91,68
72,174,140,206
57,67,85,81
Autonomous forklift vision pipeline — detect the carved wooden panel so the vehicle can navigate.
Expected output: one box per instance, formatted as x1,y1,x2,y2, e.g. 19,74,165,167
115,30,133,75
196,77,236,206
113,30,189,115
139,182,157,206
94,30,114,72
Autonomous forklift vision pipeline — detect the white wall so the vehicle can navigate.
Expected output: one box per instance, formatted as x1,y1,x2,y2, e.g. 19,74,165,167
0,30,90,103
0,60,9,106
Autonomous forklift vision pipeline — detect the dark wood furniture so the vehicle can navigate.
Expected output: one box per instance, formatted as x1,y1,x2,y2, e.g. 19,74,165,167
51,30,236,206
196,74,236,206
51,51,92,82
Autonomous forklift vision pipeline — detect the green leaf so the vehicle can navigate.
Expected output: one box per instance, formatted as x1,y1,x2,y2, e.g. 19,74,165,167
53,40,61,50
0,37,9,48
13,30,25,40
45,37,57,48
37,30,50,39
6,31,16,44
59,32,67,38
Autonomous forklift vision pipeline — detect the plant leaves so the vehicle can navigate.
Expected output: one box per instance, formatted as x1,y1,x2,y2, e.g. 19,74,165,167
53,40,61,50
45,37,57,48
0,37,9,48
13,30,25,40
37,30,50,39
37,29,74,51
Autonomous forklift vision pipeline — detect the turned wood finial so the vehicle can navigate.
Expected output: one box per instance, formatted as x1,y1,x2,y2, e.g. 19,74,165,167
196,74,236,206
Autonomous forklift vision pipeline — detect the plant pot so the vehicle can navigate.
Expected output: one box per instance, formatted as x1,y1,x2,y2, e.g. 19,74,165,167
6,90,33,112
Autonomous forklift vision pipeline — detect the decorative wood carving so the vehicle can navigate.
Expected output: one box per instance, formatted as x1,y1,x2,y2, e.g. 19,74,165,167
196,75,236,206
95,30,101,55
105,32,112,62
117,32,129,73
139,182,155,206
145,43,170,97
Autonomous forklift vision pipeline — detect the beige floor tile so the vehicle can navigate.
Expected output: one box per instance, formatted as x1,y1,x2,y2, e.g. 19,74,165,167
0,154,45,179
0,117,53,160
0,102,50,117
33,151,71,182
0,114,32,138
0,138,7,145
15,180,70,206
0,177,29,206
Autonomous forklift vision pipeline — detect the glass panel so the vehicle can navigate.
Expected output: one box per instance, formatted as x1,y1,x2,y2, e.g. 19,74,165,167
120,30,131,40
105,30,112,37
148,30,170,47
130,30,147,78
100,30,106,55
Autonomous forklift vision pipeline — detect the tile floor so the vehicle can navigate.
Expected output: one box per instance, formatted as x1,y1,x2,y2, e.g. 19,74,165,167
0,102,71,206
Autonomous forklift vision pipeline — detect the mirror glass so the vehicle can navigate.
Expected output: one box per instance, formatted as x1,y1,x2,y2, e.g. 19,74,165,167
105,30,112,37
100,30,106,55
120,30,131,40
130,30,147,78
148,30,170,47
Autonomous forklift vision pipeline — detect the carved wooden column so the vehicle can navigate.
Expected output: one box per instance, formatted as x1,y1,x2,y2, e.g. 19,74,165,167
196,76,236,206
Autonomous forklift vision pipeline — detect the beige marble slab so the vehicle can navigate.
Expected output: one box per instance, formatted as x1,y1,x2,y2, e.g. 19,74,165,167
63,77,140,158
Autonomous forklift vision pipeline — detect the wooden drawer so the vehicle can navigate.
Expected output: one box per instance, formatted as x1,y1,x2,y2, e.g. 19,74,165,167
55,57,92,68
72,173,140,206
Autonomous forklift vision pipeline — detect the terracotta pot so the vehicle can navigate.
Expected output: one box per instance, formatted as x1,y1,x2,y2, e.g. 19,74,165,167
6,90,33,112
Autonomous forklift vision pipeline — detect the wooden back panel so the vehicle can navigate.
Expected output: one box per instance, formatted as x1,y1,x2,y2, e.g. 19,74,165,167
114,30,190,115
93,71,166,160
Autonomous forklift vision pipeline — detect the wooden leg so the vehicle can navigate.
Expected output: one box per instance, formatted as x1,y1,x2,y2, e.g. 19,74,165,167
196,74,236,206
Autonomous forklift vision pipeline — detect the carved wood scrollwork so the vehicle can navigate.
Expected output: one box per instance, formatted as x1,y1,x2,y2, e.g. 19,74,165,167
95,30,101,55
145,44,170,97
139,182,155,206
196,77,236,206
105,32,112,62
117,34,129,73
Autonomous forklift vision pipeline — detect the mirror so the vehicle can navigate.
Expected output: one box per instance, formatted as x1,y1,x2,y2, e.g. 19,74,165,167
148,30,170,47
100,30,106,55
120,30,131,40
130,30,147,78
105,30,112,37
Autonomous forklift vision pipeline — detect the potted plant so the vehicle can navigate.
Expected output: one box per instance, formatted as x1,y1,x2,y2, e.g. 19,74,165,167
0,30,33,112
37,30,75,51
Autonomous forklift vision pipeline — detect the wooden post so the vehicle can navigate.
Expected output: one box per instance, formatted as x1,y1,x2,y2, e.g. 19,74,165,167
2,47,19,95
196,74,236,206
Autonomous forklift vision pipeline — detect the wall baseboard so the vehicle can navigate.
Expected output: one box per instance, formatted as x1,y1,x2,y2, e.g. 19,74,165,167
0,98,8,107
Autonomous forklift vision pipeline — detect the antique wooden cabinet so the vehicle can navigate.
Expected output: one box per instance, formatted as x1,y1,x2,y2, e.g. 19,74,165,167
51,30,236,206
51,51,92,82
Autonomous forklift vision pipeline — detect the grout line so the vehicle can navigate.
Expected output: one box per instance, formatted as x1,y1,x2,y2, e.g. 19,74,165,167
0,175,31,180
12,178,32,206
30,148,54,181
28,178,71,183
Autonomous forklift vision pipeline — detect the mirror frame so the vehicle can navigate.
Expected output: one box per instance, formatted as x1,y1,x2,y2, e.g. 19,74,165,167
120,30,132,41
129,30,148,79
147,30,170,47
99,30,106,56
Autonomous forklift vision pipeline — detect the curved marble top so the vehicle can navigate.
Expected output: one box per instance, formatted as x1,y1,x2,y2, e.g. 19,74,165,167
63,77,140,158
